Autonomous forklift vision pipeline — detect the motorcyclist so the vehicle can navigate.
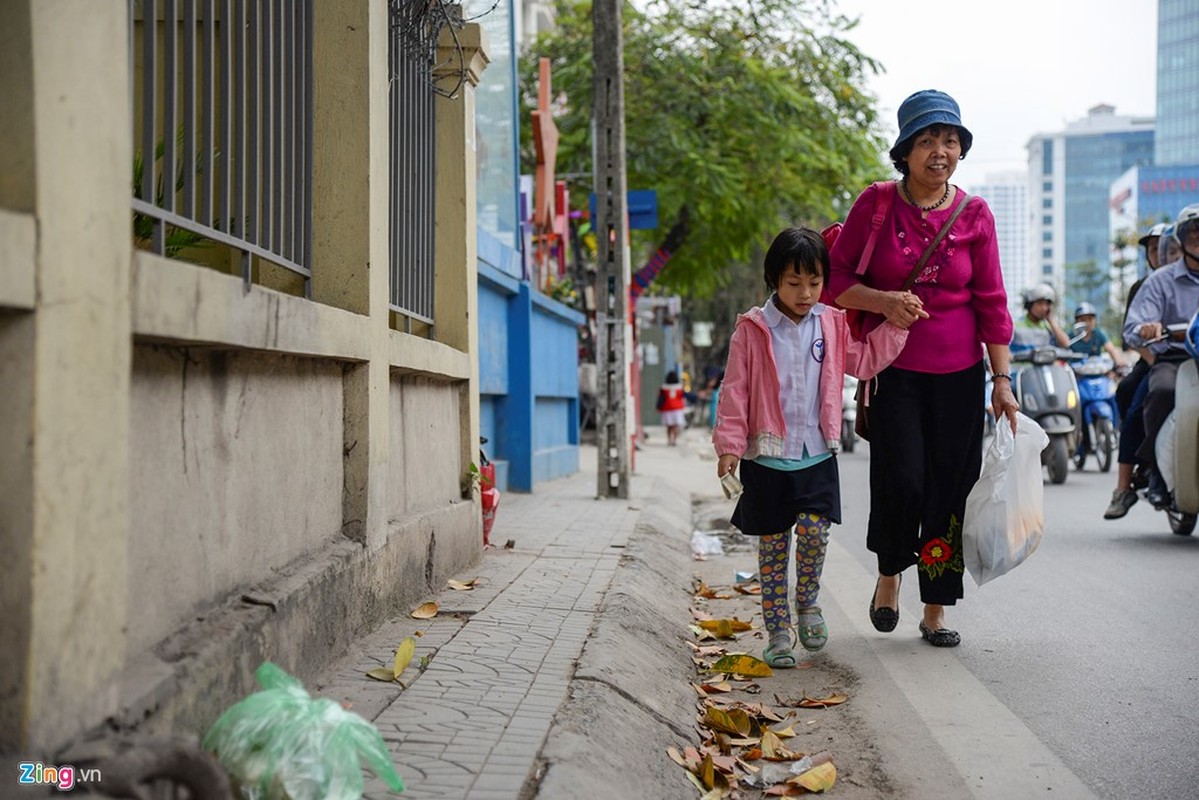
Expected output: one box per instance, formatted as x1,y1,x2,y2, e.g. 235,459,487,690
1122,203,1199,509
1107,223,1169,518
1069,302,1124,367
1010,283,1070,355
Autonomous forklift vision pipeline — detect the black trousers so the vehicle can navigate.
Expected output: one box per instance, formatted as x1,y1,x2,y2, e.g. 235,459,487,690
1136,357,1184,468
866,361,984,606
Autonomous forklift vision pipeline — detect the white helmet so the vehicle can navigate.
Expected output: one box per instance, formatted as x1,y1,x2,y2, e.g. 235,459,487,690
1022,283,1055,309
1138,222,1168,247
1176,204,1199,260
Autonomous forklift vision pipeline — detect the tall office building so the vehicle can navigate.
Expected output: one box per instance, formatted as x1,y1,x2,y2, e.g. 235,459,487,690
1156,0,1199,165
1026,105,1154,313
966,171,1028,311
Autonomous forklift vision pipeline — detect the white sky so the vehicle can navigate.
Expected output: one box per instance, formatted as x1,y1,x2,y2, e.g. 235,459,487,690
832,0,1159,188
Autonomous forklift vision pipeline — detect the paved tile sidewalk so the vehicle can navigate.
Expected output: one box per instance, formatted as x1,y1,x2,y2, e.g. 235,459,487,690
316,447,644,799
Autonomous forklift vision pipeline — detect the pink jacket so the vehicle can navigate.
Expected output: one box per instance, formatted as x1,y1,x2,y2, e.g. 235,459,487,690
712,304,907,459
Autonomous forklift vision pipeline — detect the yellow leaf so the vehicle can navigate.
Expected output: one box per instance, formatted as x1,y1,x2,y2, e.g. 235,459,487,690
410,601,439,619
447,578,478,591
703,706,752,736
365,667,396,682
760,728,784,759
792,762,837,793
699,618,753,639
392,636,416,679
771,724,797,738
798,693,848,708
711,654,773,677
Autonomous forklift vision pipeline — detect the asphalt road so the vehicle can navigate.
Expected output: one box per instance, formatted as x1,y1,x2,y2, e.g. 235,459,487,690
834,441,1199,800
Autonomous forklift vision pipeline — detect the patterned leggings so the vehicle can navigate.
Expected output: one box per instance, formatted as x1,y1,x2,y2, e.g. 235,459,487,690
758,513,830,635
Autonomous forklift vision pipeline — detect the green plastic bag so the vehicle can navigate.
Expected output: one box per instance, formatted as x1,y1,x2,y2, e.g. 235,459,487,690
203,662,404,799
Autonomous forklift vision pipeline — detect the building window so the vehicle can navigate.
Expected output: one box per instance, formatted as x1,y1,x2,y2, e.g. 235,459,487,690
1042,248,1053,258
1042,181,1052,191
1042,140,1053,175
1042,198,1052,209
1043,231,1052,241
1042,215,1052,225
1043,264,1053,275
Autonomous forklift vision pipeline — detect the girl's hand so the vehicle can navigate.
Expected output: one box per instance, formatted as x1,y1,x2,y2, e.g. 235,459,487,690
991,379,1020,434
717,454,740,479
883,291,930,330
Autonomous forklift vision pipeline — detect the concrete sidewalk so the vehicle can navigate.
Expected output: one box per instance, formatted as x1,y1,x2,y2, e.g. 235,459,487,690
315,435,699,799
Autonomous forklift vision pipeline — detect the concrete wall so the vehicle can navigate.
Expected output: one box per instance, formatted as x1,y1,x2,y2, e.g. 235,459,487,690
0,0,491,754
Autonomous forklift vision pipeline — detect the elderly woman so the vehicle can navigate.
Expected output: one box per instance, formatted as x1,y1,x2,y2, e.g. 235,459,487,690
828,90,1018,647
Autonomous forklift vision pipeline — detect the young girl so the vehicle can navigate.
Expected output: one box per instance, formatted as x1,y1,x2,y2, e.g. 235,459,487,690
712,227,909,667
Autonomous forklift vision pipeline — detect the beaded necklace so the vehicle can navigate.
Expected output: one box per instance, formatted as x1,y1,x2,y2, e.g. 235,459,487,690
900,177,950,212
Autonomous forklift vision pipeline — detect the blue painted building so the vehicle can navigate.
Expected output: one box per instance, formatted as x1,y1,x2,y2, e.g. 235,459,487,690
469,0,584,492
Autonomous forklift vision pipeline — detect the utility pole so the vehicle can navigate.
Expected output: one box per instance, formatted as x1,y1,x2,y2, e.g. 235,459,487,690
592,0,630,498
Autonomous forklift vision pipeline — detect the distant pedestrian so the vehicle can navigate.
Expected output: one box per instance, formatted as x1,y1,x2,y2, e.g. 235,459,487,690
656,370,687,446
712,227,908,667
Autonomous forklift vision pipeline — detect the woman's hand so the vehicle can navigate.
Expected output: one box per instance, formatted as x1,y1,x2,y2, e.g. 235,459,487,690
991,378,1020,434
882,291,930,330
717,454,740,479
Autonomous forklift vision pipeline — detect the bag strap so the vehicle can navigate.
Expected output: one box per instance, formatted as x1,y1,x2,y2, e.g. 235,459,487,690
900,191,974,291
855,181,895,277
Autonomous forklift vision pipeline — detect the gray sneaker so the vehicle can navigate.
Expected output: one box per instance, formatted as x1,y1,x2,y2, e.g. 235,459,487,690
1104,488,1138,519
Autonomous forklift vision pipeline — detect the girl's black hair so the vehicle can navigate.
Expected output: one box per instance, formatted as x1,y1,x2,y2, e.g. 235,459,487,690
888,124,973,176
763,227,828,291
664,370,679,384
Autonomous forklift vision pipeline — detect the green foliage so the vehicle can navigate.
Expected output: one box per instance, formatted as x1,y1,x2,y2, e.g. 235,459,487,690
132,128,216,257
520,0,888,297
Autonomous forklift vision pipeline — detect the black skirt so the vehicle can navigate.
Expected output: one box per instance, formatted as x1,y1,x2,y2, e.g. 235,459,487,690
730,456,842,536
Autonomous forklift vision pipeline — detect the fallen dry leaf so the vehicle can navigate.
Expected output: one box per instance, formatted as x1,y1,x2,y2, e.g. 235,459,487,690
392,636,416,679
797,693,848,709
699,682,733,694
792,761,837,792
365,667,398,682
699,618,754,639
735,583,762,595
410,601,439,619
703,706,752,737
666,747,687,768
503,539,515,549
770,724,797,738
711,653,773,678
764,785,806,796
446,578,479,591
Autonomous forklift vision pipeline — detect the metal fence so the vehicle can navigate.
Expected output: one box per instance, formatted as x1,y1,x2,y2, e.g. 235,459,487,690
131,0,313,289
388,0,440,328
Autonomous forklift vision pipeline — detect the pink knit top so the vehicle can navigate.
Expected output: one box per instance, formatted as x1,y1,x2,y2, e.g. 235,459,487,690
827,183,1013,374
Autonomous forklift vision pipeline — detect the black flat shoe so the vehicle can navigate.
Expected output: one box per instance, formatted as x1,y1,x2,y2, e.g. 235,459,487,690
919,621,961,648
869,575,900,632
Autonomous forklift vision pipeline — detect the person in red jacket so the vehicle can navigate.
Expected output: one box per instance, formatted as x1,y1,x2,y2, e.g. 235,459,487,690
656,370,688,446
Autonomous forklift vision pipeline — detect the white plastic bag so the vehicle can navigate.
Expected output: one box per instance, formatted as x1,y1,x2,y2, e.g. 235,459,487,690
963,412,1049,586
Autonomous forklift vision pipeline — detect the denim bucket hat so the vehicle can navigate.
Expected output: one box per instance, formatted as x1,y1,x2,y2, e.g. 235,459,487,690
894,89,973,153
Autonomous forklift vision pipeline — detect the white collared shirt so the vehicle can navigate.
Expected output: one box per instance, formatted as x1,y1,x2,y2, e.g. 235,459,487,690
761,297,828,459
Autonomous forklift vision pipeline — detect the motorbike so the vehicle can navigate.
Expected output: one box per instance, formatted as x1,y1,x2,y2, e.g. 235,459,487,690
841,375,858,453
1010,344,1085,484
1071,354,1119,473
1148,320,1199,536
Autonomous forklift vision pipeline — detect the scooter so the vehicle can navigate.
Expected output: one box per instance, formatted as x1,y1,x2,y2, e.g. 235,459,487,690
1149,319,1199,536
841,375,858,453
1011,344,1085,484
1071,354,1119,473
